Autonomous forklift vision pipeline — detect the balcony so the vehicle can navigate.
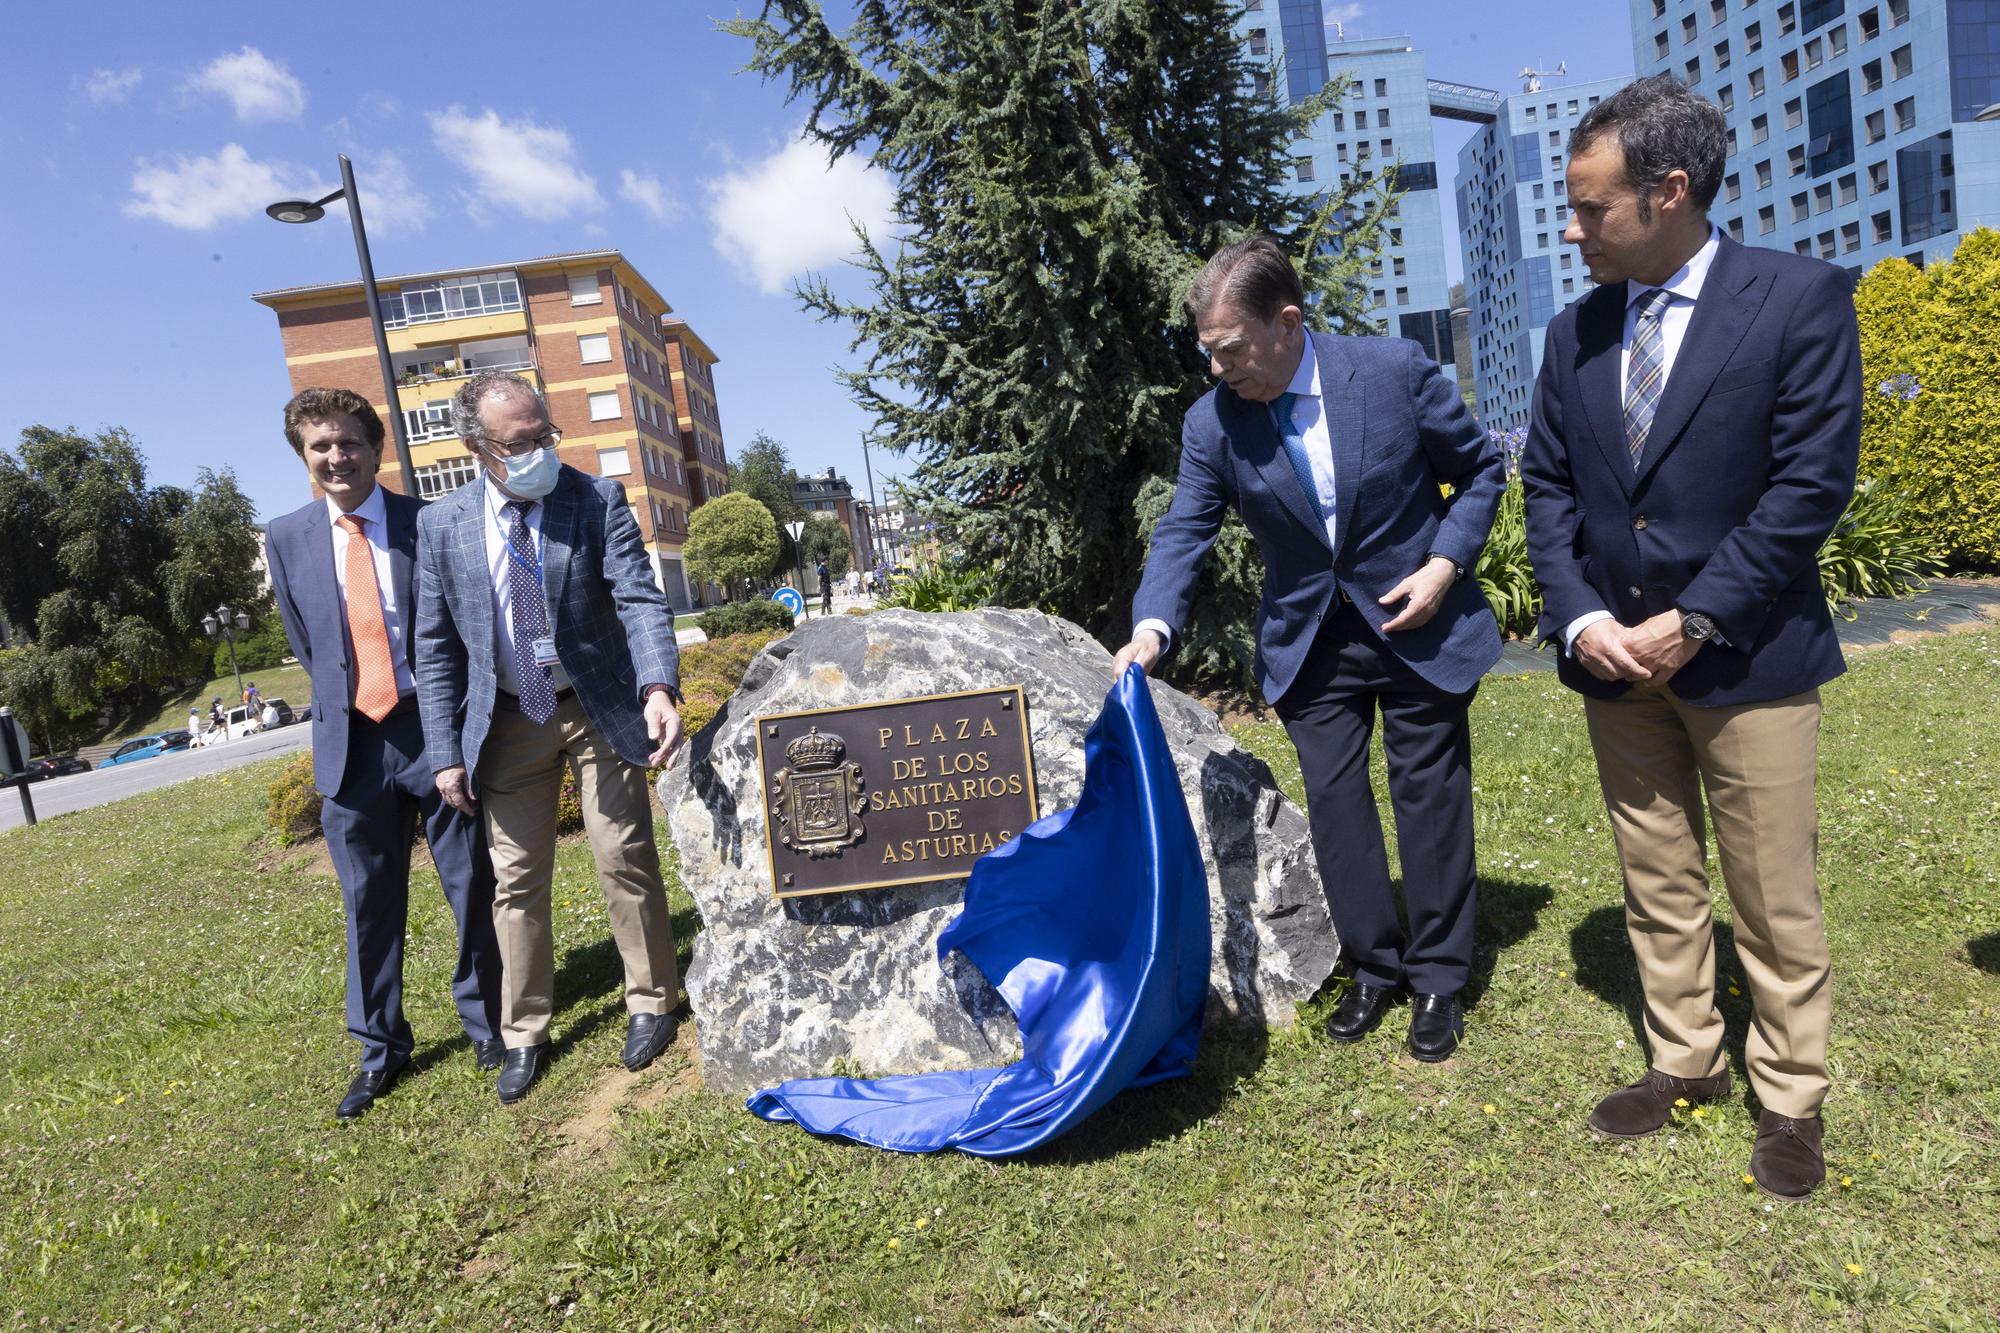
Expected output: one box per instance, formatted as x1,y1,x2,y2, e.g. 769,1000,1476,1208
382,270,524,330
393,337,536,388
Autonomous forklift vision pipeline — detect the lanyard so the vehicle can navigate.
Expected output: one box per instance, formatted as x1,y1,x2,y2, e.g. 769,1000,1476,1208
502,510,546,589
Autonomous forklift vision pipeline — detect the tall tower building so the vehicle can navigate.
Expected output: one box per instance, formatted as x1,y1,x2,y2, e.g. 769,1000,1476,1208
253,249,724,608
1456,78,1631,428
1627,0,2000,272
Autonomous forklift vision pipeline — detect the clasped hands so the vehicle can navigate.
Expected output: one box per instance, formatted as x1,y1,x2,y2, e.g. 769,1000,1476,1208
1573,609,1702,686
1109,557,1460,677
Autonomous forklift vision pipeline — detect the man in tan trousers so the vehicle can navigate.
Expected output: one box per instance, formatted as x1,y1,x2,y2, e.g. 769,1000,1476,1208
1521,77,1859,1199
414,372,685,1105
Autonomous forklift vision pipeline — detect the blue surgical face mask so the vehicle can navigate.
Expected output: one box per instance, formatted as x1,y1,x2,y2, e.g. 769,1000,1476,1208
498,444,561,499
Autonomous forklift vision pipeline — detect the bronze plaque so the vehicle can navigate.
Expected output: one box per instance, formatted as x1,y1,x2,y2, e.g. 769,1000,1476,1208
755,686,1038,898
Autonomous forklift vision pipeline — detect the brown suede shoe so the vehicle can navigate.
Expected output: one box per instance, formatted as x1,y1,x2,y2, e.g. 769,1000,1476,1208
1751,1110,1825,1200
1587,1068,1733,1139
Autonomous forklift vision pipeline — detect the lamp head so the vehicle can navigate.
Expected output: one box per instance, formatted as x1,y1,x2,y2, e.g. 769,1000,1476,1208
266,200,325,224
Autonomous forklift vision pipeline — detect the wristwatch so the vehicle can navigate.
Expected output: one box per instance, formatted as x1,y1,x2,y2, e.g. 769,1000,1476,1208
1679,609,1718,642
1425,551,1465,582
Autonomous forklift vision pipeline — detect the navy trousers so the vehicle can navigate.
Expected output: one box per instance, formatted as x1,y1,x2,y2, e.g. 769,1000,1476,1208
1276,599,1480,997
320,705,502,1072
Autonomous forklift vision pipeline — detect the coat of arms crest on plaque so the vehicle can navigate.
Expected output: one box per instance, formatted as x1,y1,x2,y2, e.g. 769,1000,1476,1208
769,726,867,857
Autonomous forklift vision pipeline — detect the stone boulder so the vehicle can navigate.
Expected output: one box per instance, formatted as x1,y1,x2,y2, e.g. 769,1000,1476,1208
659,608,1336,1096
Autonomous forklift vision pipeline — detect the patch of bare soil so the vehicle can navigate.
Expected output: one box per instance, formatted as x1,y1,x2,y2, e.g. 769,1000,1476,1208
554,1023,700,1163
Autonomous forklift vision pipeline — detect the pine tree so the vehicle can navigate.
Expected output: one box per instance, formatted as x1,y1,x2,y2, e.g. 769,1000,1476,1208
726,0,1394,685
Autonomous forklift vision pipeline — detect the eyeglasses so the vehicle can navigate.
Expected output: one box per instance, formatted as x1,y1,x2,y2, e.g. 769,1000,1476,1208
478,429,561,458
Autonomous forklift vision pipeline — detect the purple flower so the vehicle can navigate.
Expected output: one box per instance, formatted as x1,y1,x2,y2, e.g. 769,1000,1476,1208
1877,373,1920,402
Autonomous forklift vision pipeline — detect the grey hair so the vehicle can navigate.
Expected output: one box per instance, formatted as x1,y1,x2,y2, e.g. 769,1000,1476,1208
449,371,548,443
1569,74,1727,219
1185,234,1306,323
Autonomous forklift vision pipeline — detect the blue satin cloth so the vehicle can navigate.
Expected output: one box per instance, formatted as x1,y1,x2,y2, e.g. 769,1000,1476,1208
746,665,1212,1156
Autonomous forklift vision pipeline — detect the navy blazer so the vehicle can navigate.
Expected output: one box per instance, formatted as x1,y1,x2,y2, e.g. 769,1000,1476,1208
266,488,425,799
1521,236,1861,707
1134,333,1505,702
413,465,680,788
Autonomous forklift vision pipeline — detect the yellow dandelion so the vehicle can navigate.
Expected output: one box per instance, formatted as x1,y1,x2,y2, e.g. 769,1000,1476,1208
1741,1173,1755,1185
1845,1262,1863,1276
1482,1103,1496,1115
914,1218,929,1230
1691,1107,1707,1119
1887,768,1898,776
1673,1097,1690,1108
887,1238,901,1251
113,1095,126,1105
1557,970,1568,979
1840,1176,1853,1188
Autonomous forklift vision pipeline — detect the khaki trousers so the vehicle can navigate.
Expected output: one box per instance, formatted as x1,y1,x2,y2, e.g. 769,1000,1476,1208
1583,686,1830,1118
481,692,679,1048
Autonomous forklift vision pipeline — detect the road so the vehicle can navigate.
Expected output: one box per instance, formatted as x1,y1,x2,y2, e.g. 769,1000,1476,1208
1,725,313,834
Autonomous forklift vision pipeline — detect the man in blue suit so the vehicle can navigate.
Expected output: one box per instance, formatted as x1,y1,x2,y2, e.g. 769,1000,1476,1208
1522,76,1859,1199
1114,236,1505,1061
265,387,503,1120
415,372,685,1104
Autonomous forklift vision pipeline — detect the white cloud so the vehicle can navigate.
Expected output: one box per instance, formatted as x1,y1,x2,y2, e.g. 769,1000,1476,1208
1323,3,1365,25
336,150,433,235
706,137,895,294
429,106,603,221
187,47,306,122
84,68,142,104
123,144,318,230
619,168,682,223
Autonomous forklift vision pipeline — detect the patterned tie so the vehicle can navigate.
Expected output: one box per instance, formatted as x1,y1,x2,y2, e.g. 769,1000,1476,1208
1272,392,1326,523
504,501,559,725
337,515,400,723
1623,286,1672,468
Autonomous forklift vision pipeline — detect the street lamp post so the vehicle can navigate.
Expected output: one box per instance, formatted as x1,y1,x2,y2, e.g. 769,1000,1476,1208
783,520,808,621
265,154,418,496
202,604,252,708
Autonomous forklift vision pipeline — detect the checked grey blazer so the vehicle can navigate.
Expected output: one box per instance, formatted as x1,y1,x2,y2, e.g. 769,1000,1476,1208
414,464,680,788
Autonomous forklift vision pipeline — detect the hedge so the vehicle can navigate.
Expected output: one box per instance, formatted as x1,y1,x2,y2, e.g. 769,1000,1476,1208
694,599,796,639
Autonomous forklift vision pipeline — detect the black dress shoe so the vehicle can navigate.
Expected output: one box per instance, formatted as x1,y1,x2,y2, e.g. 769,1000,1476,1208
621,1012,678,1071
336,1057,407,1120
472,1038,506,1072
1405,993,1464,1062
1324,983,1396,1043
497,1044,550,1104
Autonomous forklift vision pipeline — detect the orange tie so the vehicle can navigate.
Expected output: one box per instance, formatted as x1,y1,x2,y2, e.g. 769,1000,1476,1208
338,515,400,722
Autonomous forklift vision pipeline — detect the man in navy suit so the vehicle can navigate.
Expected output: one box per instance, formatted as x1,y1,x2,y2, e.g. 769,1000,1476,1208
1114,236,1505,1061
265,388,504,1120
1522,76,1859,1199
415,372,685,1105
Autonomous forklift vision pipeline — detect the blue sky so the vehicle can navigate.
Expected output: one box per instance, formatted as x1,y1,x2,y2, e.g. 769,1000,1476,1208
0,2,1631,527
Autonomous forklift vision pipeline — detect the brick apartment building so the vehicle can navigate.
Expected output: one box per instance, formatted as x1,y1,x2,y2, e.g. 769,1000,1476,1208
793,467,879,583
251,249,730,609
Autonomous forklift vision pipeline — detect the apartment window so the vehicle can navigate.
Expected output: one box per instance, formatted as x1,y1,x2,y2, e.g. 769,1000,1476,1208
1859,7,1879,40
1785,98,1803,128
1727,216,1746,241
1887,0,1907,26
1862,57,1883,90
1893,96,1915,131
1865,108,1886,142
1652,0,1665,15
1374,78,1388,97
1754,113,1772,144
1745,20,1763,53
1336,143,1348,161
1380,108,1392,127
1779,2,1798,36
1814,181,1835,211
1332,112,1344,131
1247,28,1267,55
577,332,610,364
413,455,479,499
1869,159,1890,192
1841,220,1861,252
1750,67,1766,97
382,271,522,329
567,273,601,306
1715,39,1732,70
1549,129,1561,146
1782,51,1800,81
1727,126,1739,154
1793,192,1812,221
1805,37,1824,70
1872,209,1893,242
1757,158,1774,188
1796,238,1815,254
588,391,620,422
1535,207,1548,223
1390,227,1403,245
1789,143,1808,175
1560,252,1573,269
1525,104,1539,121
1759,204,1777,232
1295,158,1315,183
1838,172,1858,203
1393,257,1406,275
1533,183,1545,199
597,447,631,477
1710,0,1727,24
1356,109,1369,129
1380,138,1393,155
1396,287,1410,306
1829,24,1847,56
1682,14,1697,43
1718,83,1736,113
1724,171,1742,202
1817,230,1837,259
1890,43,1912,80
1686,57,1702,83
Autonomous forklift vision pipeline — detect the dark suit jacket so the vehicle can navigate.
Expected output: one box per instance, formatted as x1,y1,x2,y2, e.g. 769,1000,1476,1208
266,488,425,798
1134,333,1505,701
413,465,680,787
1521,236,1861,707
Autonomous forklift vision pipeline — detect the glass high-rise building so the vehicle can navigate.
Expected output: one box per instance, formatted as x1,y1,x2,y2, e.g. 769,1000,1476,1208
1627,0,2000,272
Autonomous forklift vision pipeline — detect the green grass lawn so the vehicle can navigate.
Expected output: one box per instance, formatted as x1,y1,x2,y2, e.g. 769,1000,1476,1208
103,662,316,745
2,631,1996,1329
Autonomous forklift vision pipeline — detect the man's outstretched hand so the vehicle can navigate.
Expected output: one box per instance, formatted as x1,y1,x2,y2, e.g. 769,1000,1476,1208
1111,628,1165,679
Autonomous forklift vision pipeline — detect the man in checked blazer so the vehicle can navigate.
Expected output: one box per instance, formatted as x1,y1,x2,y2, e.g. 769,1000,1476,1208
1113,235,1505,1062
1522,76,1859,1199
414,371,686,1104
264,387,503,1121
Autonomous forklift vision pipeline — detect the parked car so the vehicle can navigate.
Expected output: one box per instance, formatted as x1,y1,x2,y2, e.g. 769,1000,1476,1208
261,697,297,728
25,753,92,782
98,731,194,769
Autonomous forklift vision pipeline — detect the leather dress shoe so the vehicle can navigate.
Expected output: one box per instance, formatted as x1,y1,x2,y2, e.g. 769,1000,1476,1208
336,1056,407,1121
472,1038,506,1072
1324,983,1396,1043
1588,1068,1732,1139
622,1012,679,1071
1750,1110,1826,1200
496,1044,550,1104
1405,993,1464,1062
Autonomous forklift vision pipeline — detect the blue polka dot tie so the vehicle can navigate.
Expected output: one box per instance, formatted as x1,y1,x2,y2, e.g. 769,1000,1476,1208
505,501,558,725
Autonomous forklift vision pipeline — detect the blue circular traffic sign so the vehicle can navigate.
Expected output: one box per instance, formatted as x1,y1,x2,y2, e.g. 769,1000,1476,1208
772,587,804,616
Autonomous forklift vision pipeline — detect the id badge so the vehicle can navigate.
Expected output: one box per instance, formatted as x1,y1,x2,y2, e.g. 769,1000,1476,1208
531,635,560,668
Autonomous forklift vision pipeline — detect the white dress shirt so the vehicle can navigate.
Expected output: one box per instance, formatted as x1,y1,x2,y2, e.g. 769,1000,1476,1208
1564,226,1722,654
325,486,415,697
1138,341,1334,651
482,476,573,696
